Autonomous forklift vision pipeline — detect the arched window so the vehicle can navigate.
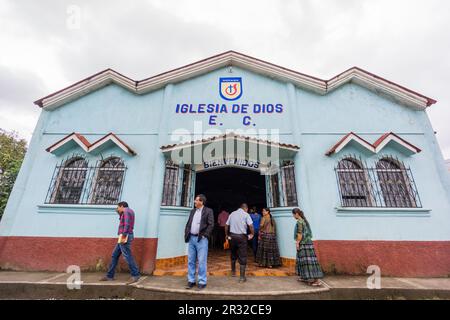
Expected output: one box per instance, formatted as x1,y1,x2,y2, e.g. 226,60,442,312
376,157,416,207
51,157,88,204
91,157,126,204
336,157,372,207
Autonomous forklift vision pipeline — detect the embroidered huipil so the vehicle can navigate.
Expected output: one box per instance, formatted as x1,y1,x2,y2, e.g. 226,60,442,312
294,218,312,244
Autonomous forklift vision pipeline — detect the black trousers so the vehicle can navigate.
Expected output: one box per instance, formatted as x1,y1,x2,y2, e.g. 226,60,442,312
217,226,226,249
230,233,248,265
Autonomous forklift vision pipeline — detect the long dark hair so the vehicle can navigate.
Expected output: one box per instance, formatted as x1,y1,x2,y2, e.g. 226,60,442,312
292,208,310,230
262,207,274,227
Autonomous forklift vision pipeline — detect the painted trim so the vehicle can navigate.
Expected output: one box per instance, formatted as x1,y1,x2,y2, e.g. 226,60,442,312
89,133,137,155
270,206,297,217
325,132,421,156
45,133,90,153
160,132,300,153
159,206,191,217
373,132,422,154
34,51,436,110
37,204,117,215
335,206,431,217
46,132,137,156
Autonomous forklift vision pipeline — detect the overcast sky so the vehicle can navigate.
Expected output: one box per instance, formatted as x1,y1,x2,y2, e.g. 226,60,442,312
1,0,449,158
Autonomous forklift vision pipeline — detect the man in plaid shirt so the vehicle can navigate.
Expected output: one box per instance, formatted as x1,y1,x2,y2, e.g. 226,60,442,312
100,201,140,283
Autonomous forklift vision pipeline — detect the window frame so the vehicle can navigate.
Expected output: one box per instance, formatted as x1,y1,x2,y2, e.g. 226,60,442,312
336,157,374,207
334,154,422,209
46,154,127,205
89,156,127,205
376,156,418,208
49,156,88,204
161,160,195,207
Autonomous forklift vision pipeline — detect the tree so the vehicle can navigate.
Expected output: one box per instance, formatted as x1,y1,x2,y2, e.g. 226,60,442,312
0,129,27,220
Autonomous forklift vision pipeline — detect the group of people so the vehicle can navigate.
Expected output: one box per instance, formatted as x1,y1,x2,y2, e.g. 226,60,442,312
216,206,281,270
100,196,324,289
184,194,323,289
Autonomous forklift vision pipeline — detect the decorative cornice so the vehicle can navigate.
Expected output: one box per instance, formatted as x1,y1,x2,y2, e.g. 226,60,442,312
34,51,436,110
46,132,137,155
160,132,300,152
325,132,421,156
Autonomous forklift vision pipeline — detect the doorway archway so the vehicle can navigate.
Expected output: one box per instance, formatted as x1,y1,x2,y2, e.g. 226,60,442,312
195,167,266,250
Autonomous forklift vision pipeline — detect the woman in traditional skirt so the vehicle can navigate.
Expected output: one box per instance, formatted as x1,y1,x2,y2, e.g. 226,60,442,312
292,208,323,286
256,208,281,268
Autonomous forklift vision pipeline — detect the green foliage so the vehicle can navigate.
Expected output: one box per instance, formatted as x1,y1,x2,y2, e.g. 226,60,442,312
0,129,27,220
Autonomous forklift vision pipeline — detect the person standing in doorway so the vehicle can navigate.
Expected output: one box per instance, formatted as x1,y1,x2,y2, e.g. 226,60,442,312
217,208,229,250
249,206,261,261
292,208,323,286
184,194,214,290
225,203,254,283
100,201,140,284
256,208,281,268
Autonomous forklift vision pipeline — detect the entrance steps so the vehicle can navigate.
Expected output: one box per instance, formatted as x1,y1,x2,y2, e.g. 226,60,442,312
154,250,295,276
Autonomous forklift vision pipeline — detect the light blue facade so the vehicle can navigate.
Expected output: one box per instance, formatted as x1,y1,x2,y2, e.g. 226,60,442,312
1,62,450,265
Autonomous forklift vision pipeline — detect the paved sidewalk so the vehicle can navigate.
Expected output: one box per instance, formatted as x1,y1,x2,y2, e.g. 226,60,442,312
0,271,449,299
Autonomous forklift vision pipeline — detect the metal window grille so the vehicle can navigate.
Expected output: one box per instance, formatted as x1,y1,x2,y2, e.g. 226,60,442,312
269,170,281,208
335,154,421,208
45,154,127,205
376,156,419,208
90,157,126,205
161,160,194,207
281,160,298,207
335,156,373,207
180,165,193,207
161,160,179,206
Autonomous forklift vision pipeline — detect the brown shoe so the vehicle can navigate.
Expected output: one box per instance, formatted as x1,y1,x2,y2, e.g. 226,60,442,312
126,276,141,284
99,276,114,281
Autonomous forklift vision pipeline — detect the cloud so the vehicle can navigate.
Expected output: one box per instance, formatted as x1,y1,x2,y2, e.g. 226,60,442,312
0,66,46,110
4,0,235,82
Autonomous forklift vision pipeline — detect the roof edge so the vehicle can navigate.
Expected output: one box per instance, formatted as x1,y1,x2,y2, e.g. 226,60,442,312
35,51,437,110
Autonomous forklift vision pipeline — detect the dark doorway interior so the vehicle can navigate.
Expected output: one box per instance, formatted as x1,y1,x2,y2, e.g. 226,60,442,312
195,167,266,249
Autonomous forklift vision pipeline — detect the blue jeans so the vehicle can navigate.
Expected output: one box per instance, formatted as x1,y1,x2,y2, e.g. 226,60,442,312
106,234,140,278
187,235,208,285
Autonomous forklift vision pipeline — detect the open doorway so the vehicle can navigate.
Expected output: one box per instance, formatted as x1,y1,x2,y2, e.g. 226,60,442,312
195,167,267,252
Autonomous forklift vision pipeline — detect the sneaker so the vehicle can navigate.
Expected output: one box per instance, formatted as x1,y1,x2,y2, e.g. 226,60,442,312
185,282,196,289
126,276,141,284
99,276,114,281
197,283,207,290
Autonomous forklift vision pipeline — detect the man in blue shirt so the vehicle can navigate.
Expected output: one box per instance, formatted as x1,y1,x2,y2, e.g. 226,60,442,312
249,206,261,261
183,194,214,290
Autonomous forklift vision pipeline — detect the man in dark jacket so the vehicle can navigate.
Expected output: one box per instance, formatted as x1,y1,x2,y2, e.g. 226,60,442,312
184,194,214,289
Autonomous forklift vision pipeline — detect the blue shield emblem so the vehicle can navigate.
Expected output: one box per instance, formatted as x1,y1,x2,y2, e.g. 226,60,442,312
219,77,243,101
